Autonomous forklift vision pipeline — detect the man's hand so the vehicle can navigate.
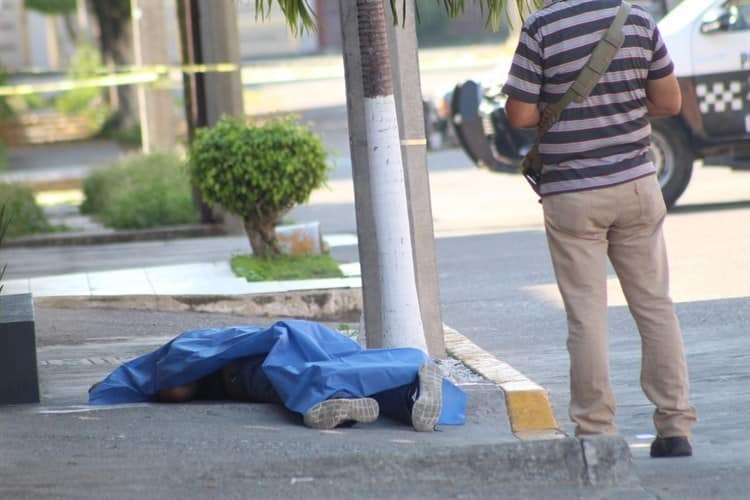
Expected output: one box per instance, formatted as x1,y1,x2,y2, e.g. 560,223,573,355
646,73,682,116
506,98,541,128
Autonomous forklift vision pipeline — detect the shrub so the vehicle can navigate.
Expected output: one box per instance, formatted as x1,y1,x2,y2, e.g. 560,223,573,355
0,183,53,237
0,66,13,120
97,122,142,148
24,0,77,14
81,152,199,230
189,115,329,257
54,42,110,133
0,204,9,293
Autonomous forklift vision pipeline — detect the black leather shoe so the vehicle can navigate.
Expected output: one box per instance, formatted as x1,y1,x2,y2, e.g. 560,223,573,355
650,436,692,458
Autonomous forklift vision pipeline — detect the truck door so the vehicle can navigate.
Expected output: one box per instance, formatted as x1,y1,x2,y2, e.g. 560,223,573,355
691,0,750,139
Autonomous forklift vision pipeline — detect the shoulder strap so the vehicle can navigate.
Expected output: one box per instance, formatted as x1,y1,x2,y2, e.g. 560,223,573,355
535,1,631,138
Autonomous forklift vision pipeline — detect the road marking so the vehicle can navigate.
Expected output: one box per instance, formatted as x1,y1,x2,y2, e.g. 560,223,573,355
32,405,144,414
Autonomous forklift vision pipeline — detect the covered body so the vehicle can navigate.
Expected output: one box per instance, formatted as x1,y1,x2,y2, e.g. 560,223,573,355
88,320,466,425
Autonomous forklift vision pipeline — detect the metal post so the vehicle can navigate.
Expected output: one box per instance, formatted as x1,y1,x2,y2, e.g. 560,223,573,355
131,0,176,153
176,0,244,226
194,0,244,125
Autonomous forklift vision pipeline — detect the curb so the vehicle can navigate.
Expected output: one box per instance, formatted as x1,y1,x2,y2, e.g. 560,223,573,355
5,224,226,248
34,288,363,323
443,324,562,440
257,436,636,488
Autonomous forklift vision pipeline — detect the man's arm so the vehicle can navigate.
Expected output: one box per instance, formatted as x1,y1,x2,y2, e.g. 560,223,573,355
645,73,682,116
505,98,541,128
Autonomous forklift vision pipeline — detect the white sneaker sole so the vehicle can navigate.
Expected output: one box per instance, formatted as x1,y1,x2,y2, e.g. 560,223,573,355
303,397,379,429
411,362,442,432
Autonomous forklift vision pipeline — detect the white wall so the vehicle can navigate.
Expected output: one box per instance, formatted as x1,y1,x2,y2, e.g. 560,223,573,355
0,0,27,68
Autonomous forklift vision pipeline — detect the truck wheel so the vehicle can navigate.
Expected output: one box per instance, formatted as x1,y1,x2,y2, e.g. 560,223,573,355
649,119,694,209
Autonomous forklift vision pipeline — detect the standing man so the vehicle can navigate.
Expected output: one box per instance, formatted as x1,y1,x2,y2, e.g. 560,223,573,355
502,0,696,457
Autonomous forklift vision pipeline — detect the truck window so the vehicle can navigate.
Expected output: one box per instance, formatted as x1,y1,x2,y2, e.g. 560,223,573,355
702,1,750,32
733,1,750,31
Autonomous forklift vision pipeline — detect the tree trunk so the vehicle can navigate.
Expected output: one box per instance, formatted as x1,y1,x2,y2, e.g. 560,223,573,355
243,217,280,258
355,0,427,352
88,0,137,128
62,13,78,43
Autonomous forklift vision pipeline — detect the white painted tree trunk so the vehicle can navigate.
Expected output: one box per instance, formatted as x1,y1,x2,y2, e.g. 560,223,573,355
364,94,427,352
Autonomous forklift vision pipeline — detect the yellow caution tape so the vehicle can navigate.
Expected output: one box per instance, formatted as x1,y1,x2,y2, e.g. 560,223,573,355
0,63,239,97
8,62,239,76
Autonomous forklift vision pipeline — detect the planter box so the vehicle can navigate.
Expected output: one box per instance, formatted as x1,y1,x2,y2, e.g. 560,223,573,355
0,113,98,147
0,293,40,404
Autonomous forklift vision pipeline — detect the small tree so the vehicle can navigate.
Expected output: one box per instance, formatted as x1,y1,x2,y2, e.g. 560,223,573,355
189,115,328,258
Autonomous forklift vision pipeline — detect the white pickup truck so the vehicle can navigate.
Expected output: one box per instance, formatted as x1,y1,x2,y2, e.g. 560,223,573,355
448,0,750,208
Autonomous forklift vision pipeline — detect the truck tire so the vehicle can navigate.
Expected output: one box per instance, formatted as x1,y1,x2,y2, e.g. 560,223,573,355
649,119,694,209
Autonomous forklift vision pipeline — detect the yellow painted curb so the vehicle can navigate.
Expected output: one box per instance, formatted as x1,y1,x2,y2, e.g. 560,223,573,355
444,324,561,438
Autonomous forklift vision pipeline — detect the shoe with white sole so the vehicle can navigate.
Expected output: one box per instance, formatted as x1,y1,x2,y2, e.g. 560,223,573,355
303,397,379,429
411,362,443,432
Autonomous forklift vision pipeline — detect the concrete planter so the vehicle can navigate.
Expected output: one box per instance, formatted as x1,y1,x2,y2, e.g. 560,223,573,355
0,113,99,146
0,293,40,404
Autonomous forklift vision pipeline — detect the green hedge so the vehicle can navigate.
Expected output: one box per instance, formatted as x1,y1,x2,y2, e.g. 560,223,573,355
0,66,13,120
0,183,53,238
81,152,199,230
25,0,77,14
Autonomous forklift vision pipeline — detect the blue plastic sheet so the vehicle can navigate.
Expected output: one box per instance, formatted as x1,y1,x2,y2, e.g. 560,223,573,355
88,320,466,425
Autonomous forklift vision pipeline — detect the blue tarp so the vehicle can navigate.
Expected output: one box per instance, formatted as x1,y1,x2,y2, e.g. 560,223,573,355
88,319,466,425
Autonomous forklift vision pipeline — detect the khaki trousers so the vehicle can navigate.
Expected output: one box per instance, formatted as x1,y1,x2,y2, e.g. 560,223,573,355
542,175,696,438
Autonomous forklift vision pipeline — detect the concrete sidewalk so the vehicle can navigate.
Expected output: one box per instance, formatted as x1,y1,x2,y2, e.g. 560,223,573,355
0,304,638,499
0,229,642,498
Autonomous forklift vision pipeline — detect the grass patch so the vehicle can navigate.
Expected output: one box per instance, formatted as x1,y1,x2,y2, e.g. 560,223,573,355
231,253,344,282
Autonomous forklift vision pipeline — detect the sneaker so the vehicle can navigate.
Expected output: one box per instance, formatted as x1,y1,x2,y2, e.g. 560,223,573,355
650,436,693,458
303,397,379,429
411,362,443,432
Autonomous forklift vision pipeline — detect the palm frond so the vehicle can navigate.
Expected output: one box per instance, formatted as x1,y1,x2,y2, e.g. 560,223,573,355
398,1,544,30
257,0,544,35
254,0,317,36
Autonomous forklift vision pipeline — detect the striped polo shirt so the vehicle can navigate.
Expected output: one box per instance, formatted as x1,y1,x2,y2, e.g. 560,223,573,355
501,0,674,196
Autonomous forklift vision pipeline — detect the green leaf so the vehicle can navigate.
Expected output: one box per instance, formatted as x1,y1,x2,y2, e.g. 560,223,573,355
256,0,542,36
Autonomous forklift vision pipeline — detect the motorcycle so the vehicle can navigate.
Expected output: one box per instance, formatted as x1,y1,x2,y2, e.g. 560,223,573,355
448,79,534,175
445,78,722,208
